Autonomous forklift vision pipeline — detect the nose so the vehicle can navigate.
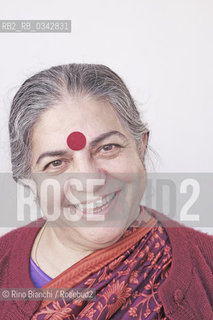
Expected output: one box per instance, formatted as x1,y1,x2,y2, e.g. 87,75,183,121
74,152,99,174
66,152,107,196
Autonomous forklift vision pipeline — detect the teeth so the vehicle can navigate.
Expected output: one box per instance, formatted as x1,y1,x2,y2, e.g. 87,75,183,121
74,192,116,213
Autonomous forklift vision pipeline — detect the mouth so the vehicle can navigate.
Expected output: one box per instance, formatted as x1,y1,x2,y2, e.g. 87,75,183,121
72,192,118,215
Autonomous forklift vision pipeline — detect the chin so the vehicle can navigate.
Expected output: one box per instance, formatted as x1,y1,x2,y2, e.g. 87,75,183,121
84,227,125,246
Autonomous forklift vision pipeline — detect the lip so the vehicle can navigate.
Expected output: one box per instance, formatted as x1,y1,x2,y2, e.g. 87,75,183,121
73,192,118,206
70,191,120,219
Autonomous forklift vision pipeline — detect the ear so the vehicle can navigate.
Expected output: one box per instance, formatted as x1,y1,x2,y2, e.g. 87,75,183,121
141,132,149,158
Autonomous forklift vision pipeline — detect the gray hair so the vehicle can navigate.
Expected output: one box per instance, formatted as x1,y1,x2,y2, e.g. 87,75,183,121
9,63,150,181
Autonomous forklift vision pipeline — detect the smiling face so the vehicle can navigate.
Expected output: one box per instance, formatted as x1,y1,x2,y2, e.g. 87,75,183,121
30,96,147,250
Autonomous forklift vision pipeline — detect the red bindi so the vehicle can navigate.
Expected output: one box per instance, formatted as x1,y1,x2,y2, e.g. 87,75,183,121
67,131,86,151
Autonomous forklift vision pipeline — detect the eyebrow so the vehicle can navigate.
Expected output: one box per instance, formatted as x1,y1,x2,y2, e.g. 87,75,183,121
35,130,128,165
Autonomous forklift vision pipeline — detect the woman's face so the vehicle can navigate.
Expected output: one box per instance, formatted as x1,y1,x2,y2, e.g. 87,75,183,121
31,96,147,249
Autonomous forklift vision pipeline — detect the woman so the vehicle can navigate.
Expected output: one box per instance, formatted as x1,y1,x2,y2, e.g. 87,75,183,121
0,64,212,319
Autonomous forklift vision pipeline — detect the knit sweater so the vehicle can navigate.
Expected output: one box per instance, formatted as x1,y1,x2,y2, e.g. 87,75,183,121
0,208,213,319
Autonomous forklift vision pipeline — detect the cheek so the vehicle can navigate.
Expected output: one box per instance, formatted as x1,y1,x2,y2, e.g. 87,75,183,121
119,154,144,172
122,165,146,203
97,154,144,178
34,179,63,215
116,160,145,185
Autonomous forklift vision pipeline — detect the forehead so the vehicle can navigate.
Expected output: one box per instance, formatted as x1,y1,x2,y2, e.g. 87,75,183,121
31,97,130,151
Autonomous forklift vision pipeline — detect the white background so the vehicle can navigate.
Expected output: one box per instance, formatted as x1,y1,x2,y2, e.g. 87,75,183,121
0,0,212,235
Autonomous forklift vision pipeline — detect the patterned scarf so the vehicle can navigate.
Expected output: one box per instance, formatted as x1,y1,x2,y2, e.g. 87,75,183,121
31,207,171,319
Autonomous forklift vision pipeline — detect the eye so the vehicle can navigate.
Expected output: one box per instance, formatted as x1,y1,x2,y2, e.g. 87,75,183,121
50,160,63,167
102,144,115,151
98,144,123,155
43,159,64,170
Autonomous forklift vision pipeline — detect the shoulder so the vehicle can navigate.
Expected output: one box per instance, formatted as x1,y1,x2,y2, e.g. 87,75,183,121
0,218,45,258
146,207,213,317
179,225,213,271
0,218,45,288
145,206,213,268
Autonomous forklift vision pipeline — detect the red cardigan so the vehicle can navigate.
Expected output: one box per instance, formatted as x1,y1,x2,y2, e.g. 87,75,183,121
0,208,213,319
